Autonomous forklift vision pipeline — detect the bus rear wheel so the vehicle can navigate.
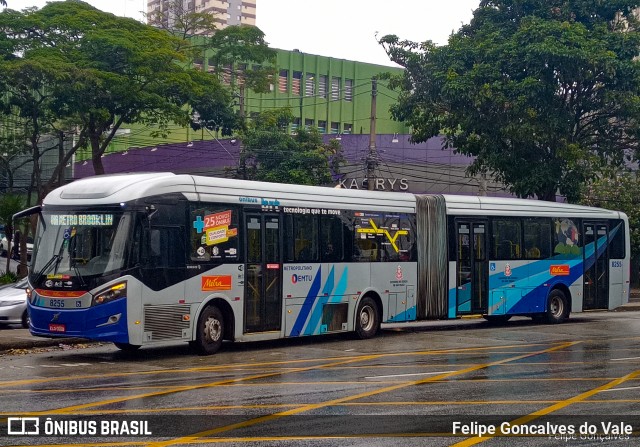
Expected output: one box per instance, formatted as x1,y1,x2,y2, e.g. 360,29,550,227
545,289,569,324
355,297,380,340
192,305,224,355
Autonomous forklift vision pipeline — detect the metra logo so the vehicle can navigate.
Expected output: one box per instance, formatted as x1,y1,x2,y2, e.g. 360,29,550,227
239,197,258,203
201,275,232,291
262,198,280,207
550,265,570,276
292,274,313,284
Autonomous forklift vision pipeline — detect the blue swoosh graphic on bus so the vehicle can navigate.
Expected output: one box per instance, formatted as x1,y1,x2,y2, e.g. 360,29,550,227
450,222,621,316
303,266,336,336
305,266,350,335
290,266,322,337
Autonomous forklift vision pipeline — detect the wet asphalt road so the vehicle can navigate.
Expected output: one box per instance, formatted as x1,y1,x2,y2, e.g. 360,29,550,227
1,312,640,447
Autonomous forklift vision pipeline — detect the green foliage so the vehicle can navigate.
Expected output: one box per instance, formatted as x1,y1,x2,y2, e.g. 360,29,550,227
379,0,640,202
238,109,344,186
0,193,23,231
206,26,276,94
580,171,640,257
0,272,18,284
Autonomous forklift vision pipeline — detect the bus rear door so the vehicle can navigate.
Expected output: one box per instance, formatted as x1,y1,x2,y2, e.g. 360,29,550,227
582,221,609,310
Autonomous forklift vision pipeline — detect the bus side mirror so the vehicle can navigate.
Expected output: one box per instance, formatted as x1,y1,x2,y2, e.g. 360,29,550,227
150,229,161,258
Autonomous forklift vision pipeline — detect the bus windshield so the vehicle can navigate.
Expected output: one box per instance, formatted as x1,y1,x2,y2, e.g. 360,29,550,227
31,211,133,286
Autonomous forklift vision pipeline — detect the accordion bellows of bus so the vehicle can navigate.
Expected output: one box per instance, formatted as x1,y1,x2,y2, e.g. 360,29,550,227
16,172,630,355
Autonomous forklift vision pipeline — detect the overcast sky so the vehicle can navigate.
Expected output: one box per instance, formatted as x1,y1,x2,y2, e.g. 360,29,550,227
4,0,480,66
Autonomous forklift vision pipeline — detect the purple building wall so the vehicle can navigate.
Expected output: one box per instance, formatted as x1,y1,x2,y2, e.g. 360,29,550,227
72,134,507,196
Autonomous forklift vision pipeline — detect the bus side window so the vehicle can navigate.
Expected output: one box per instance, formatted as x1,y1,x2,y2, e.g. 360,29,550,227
286,214,319,262
492,219,522,260
321,216,343,262
524,218,551,259
148,227,185,268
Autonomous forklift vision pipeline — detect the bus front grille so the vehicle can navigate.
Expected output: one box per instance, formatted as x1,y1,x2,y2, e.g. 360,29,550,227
144,304,191,340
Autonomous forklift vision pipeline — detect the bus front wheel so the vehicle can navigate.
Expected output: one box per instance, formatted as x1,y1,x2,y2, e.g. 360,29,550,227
355,297,380,340
192,305,224,355
545,289,569,324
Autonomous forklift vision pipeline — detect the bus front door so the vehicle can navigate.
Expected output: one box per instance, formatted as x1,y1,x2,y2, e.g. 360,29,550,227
583,222,609,310
244,214,282,333
456,221,488,315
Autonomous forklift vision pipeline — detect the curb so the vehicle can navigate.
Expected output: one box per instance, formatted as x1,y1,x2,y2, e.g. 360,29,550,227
0,335,95,355
615,305,640,312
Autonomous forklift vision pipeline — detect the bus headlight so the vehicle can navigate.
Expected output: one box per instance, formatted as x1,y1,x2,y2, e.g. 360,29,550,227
92,282,127,306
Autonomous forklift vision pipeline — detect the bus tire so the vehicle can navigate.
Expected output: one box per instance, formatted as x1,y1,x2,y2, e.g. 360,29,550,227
193,305,224,355
355,297,380,340
545,289,569,324
21,310,29,329
114,342,141,351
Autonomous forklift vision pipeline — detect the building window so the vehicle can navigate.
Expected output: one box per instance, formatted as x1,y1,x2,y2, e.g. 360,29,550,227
343,123,352,134
317,120,327,133
344,79,353,101
305,73,315,96
292,71,302,95
331,77,341,100
221,64,232,85
318,75,328,98
305,118,314,129
291,117,301,134
330,122,340,134
279,69,288,93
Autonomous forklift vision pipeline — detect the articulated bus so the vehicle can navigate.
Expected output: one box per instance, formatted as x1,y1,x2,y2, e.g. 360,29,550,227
19,173,630,354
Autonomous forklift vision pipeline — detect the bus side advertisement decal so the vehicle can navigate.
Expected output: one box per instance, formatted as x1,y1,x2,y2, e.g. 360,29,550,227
550,265,570,276
201,276,232,291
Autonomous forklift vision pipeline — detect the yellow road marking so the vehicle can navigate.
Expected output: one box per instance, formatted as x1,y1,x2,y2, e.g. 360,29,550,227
2,354,387,418
0,342,557,388
450,368,640,446
145,341,578,447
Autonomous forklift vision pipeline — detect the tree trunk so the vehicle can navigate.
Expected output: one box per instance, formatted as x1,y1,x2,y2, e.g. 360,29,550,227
90,135,105,175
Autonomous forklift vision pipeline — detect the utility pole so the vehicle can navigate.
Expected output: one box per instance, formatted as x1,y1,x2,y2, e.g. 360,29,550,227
367,78,377,191
238,83,247,180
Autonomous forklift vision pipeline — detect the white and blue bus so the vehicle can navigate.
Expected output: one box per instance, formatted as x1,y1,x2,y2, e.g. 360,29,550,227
19,173,629,354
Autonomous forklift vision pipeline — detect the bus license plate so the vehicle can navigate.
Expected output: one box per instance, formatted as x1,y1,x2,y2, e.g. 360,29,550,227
49,324,66,333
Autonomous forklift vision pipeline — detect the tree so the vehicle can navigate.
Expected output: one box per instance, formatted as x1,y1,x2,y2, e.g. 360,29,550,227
379,1,640,202
1,1,275,179
237,108,344,185
580,171,640,257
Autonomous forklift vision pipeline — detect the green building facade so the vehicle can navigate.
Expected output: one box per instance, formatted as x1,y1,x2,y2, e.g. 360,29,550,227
240,49,409,136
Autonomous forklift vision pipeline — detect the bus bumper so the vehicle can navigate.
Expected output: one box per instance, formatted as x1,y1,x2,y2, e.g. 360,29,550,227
28,299,130,343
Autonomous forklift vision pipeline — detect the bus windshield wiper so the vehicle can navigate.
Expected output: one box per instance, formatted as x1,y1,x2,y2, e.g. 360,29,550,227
34,254,62,286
